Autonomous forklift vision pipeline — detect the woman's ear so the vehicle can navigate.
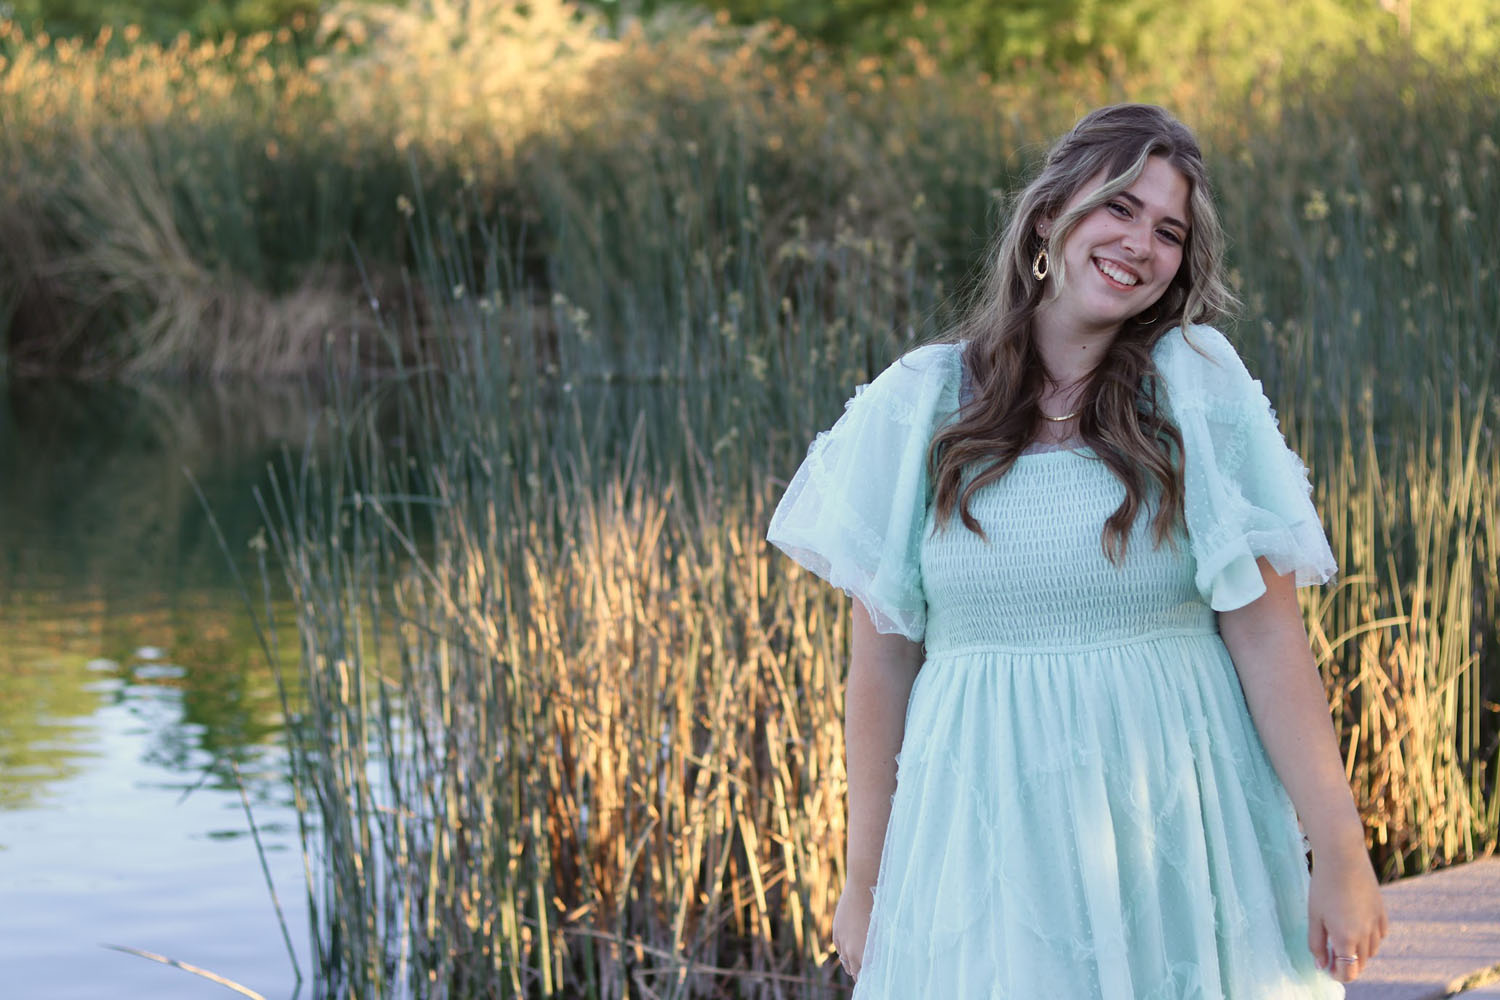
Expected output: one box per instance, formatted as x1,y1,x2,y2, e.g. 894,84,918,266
1035,216,1053,241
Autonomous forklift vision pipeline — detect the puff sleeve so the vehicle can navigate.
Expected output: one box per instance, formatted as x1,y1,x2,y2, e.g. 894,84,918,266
1153,324,1337,612
765,343,961,642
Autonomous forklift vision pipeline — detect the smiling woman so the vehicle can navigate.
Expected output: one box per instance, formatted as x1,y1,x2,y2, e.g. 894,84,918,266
767,104,1388,998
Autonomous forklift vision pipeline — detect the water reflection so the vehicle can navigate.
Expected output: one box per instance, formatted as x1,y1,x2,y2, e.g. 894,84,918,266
0,378,319,999
0,378,317,807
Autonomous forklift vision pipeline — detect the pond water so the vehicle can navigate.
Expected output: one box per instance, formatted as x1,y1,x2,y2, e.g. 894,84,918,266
0,380,317,1000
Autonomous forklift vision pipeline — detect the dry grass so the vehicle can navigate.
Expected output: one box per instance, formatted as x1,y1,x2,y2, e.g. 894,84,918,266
8,132,386,375
1305,404,1500,877
264,413,857,996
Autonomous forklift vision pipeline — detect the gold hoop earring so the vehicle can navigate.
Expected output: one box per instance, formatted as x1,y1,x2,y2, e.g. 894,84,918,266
1031,247,1049,281
1136,308,1160,324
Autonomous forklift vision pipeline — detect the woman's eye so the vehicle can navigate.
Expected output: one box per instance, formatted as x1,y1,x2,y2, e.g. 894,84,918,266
1107,201,1130,217
1158,229,1183,245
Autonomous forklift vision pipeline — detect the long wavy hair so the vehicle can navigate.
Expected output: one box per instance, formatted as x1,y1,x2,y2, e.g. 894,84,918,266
929,103,1240,562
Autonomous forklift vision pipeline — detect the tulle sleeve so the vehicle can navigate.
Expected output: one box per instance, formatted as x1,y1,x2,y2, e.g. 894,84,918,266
765,343,962,642
1153,324,1337,612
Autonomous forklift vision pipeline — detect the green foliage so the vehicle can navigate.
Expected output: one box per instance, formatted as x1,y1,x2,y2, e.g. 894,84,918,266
692,0,1500,87
700,0,1148,68
3,0,319,39
10,0,1500,74
4,0,1499,382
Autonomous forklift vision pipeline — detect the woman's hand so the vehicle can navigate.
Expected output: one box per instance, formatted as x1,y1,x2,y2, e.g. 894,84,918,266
1307,846,1388,983
832,881,874,982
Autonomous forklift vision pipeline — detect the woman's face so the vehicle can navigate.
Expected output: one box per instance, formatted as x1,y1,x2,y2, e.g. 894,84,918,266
1038,154,1190,338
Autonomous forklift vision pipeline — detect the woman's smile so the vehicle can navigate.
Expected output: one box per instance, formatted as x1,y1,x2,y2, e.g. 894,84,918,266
1093,255,1142,288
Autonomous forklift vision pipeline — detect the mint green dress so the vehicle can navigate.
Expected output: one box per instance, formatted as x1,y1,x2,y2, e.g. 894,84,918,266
766,325,1344,999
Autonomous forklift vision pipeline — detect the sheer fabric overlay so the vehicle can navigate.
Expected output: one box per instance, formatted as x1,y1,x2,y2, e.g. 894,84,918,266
1155,324,1337,611
766,342,959,642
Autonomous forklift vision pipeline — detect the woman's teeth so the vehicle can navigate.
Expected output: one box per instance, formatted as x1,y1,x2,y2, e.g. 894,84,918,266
1094,258,1139,286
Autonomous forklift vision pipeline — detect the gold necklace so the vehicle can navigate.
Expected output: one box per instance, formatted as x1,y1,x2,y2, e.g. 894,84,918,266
1042,375,1087,423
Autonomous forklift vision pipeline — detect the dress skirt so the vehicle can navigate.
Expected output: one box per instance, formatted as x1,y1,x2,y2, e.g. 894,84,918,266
853,631,1342,1000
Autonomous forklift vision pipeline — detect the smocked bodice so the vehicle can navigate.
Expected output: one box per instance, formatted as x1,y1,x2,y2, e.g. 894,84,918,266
920,448,1213,655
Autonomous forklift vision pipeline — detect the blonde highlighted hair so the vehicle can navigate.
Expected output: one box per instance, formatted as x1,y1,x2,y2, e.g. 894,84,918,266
930,104,1240,561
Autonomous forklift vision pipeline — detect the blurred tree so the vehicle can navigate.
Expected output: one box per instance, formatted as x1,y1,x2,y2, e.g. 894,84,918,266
593,0,1496,78
2,0,319,38
693,0,1161,69
5,0,1492,85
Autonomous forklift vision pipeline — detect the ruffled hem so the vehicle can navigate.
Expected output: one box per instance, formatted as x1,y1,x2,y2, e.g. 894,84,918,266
1193,518,1340,611
766,537,919,639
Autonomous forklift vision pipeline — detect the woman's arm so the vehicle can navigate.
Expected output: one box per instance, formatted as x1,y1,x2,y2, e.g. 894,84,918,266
833,597,924,980
1217,557,1388,983
845,598,924,884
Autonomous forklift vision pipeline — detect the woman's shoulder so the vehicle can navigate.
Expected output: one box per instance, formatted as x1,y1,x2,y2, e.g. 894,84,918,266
1150,323,1261,409
1151,322,1248,372
868,340,964,389
854,341,964,419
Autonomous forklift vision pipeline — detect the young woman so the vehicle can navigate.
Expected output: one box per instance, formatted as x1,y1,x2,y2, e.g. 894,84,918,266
766,104,1387,997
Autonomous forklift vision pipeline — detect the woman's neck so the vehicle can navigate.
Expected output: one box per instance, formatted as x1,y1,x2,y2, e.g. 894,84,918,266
1031,322,1116,386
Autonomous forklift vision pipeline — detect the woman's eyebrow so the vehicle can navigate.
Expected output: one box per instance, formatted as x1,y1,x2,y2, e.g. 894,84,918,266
1118,191,1190,232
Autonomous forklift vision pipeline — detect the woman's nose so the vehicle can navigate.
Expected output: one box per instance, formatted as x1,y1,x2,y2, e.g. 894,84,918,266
1120,222,1150,257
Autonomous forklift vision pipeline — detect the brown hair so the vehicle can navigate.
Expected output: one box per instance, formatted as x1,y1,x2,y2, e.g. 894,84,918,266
929,103,1240,562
